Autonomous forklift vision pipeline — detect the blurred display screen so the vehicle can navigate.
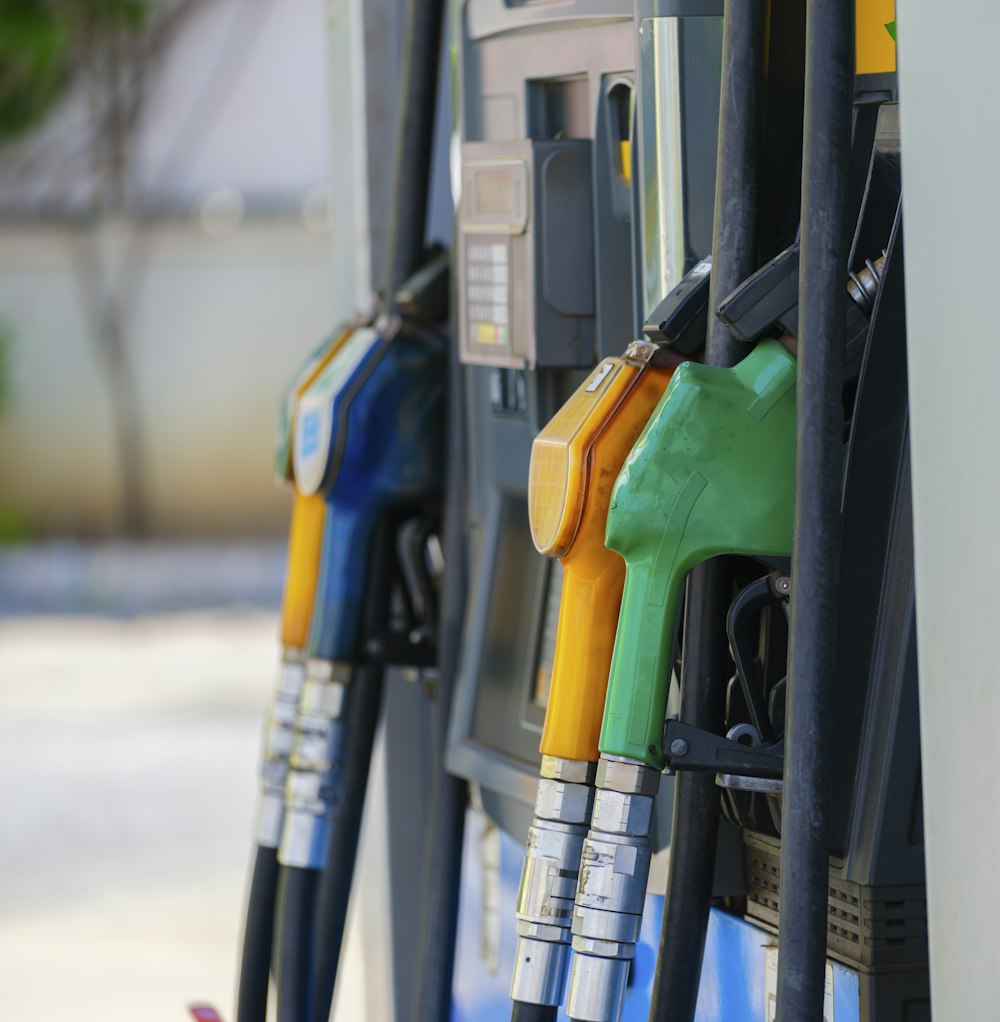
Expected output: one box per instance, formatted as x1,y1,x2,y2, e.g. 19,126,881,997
475,171,514,216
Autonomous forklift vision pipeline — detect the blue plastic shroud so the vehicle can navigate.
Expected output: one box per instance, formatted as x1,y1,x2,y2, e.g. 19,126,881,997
451,811,860,1022
293,326,445,662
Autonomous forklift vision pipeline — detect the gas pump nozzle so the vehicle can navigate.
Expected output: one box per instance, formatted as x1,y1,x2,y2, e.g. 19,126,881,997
237,325,359,1022
510,341,673,1017
275,320,444,1022
565,340,797,1022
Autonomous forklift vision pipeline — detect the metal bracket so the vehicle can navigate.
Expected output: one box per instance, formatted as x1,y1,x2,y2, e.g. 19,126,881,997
662,718,784,780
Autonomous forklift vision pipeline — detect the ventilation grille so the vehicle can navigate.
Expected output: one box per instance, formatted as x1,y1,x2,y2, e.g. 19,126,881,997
743,836,928,970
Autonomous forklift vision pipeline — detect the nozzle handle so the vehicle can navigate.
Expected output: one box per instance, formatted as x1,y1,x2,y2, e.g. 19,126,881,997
308,503,378,663
539,551,625,762
599,558,687,767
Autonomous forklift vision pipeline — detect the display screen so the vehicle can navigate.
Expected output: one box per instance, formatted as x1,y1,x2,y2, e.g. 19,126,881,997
475,171,514,216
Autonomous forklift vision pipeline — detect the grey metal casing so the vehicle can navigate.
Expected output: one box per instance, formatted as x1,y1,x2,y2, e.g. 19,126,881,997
448,3,640,841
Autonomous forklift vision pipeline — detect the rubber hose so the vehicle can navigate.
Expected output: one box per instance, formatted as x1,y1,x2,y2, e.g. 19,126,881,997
384,0,446,304
310,666,384,1022
235,845,279,1022
774,0,853,1015
648,1,767,1017
648,561,733,1022
275,864,321,1022
511,1001,557,1022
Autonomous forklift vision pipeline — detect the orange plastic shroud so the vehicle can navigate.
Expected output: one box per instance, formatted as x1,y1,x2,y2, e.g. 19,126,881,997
528,356,673,763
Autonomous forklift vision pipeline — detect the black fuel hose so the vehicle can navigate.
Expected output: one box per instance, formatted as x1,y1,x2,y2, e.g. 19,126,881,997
648,562,733,1022
774,0,852,1017
235,845,279,1022
385,0,446,307
704,0,769,365
409,328,469,1019
648,1,767,1020
512,1003,557,1022
275,864,321,1022
311,664,384,1022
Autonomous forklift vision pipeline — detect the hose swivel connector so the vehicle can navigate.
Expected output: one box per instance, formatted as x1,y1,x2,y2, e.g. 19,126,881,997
510,755,596,1007
277,658,351,870
254,651,307,849
565,756,659,1022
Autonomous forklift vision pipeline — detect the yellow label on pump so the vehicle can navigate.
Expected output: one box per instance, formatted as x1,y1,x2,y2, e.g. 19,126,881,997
531,358,674,763
280,491,327,650
856,0,896,76
619,139,632,186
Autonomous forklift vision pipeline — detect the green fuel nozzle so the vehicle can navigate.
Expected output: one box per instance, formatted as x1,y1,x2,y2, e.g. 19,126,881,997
565,339,797,1022
600,337,797,768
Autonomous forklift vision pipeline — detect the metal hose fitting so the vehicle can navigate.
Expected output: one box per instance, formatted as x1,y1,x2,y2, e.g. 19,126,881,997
565,756,660,1022
254,651,307,849
847,252,887,315
510,755,597,1007
278,659,351,870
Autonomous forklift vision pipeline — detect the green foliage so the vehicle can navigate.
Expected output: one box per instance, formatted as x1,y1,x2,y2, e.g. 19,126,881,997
885,20,897,42
0,316,9,410
0,4,71,139
0,0,151,141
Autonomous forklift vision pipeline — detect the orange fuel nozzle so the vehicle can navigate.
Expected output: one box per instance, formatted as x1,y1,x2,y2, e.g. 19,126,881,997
527,342,673,763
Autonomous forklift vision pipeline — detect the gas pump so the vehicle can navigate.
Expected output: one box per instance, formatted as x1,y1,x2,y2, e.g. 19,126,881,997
228,0,931,1020
510,342,674,1018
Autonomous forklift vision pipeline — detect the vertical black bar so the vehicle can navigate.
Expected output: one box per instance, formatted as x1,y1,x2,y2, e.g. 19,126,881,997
385,0,447,304
236,846,279,1022
648,2,768,1018
704,0,769,364
410,319,469,1022
774,0,853,1016
309,663,384,1022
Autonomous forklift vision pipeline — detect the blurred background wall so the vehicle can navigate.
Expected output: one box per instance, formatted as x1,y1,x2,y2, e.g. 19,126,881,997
0,0,341,538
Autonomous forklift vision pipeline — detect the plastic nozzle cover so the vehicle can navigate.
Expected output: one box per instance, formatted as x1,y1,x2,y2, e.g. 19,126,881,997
529,357,638,558
280,492,327,650
531,357,673,763
599,340,796,767
293,327,445,662
275,326,354,486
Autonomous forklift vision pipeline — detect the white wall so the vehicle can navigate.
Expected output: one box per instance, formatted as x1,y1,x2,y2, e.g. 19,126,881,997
0,218,336,536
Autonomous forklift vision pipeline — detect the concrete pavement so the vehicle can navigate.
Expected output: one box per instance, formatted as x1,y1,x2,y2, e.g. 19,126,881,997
0,549,371,1021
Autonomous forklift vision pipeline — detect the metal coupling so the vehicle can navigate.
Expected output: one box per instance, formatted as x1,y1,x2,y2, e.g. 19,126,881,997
277,659,351,870
565,756,660,1022
253,652,306,848
517,818,586,930
510,758,596,1007
510,935,571,1006
566,952,630,1022
847,252,887,314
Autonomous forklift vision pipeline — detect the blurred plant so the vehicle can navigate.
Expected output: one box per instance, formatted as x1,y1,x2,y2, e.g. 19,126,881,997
0,0,151,141
0,315,10,410
0,0,211,537
0,317,30,542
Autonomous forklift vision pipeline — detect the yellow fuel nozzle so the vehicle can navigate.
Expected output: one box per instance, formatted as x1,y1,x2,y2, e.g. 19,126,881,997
511,343,674,1011
277,327,357,650
527,343,674,763
280,491,328,650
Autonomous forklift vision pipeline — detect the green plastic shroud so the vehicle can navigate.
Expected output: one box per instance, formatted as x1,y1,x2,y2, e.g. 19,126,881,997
600,339,797,768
